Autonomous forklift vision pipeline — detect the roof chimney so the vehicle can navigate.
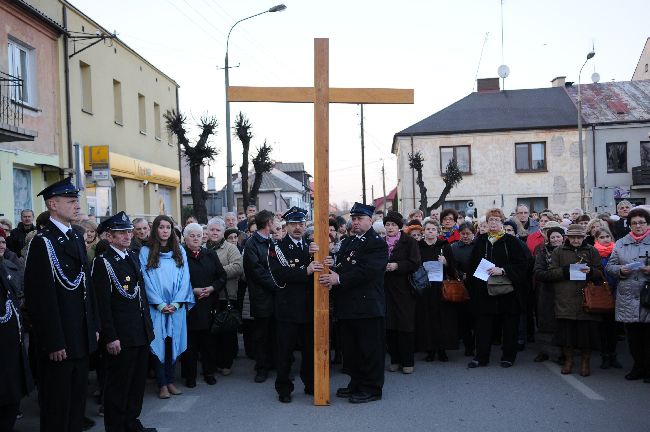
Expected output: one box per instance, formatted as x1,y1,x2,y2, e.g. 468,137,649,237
551,76,566,88
476,78,500,93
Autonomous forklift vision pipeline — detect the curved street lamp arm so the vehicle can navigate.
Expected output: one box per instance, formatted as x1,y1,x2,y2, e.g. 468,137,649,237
226,11,268,56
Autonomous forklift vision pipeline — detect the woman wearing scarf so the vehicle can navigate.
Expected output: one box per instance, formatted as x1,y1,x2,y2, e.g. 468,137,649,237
467,208,528,369
532,223,565,363
606,208,650,382
383,211,421,374
439,208,461,244
181,223,227,387
593,227,622,370
415,220,459,362
140,215,194,399
546,224,603,377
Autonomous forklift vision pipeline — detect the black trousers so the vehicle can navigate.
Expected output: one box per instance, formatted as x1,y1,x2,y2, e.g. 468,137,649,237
215,300,239,369
475,313,519,364
386,329,414,367
275,320,314,396
252,317,274,372
0,402,18,432
339,317,385,396
242,319,255,359
626,322,650,375
103,345,148,432
182,329,216,380
458,302,475,353
600,313,619,356
38,355,88,432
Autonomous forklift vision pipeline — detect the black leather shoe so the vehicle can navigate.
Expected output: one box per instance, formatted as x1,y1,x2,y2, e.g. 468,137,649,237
279,394,292,403
204,375,217,385
185,379,197,388
349,391,381,404
500,360,514,368
625,369,645,380
437,350,449,362
335,387,354,398
254,370,268,383
129,419,158,432
82,417,95,431
600,355,612,370
533,352,549,363
467,360,488,368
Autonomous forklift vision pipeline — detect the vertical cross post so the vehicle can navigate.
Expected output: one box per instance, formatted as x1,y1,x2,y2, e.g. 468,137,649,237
312,38,330,406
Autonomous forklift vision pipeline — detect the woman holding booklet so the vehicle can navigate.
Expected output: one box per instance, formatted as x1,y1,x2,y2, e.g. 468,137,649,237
467,208,529,369
545,224,603,377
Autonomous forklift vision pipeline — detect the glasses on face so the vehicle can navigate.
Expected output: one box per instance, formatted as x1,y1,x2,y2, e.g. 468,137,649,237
442,216,455,221
631,221,648,226
487,218,502,223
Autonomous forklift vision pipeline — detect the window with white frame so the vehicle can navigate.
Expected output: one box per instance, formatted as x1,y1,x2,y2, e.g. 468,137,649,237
7,38,36,106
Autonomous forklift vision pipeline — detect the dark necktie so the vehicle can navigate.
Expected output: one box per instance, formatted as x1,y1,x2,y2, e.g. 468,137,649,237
66,229,73,240
297,241,302,250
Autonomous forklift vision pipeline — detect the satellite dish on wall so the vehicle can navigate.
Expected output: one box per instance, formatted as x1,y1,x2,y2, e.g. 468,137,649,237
498,64,510,79
591,72,601,83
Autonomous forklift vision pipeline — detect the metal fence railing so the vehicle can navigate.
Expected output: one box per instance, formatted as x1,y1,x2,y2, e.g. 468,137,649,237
0,71,24,128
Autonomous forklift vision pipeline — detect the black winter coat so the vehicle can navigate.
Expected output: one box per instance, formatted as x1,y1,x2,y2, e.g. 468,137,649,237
24,220,99,358
468,233,528,315
243,232,277,318
91,247,155,347
269,236,314,323
185,246,227,330
384,233,420,331
7,222,36,257
0,261,31,405
332,227,389,320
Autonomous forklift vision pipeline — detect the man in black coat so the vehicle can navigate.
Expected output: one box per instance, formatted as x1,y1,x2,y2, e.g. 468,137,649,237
24,177,99,432
6,208,36,257
0,260,31,432
612,200,632,240
268,207,323,403
243,209,278,383
91,212,156,432
320,202,389,404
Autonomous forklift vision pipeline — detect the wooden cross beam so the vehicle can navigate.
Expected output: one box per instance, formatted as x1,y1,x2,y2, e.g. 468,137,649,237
229,38,414,406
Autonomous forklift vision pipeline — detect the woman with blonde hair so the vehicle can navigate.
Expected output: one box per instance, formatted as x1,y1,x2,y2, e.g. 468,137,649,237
467,208,529,368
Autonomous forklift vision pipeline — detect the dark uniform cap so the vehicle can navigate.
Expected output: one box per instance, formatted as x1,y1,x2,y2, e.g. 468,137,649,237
349,202,375,218
99,211,134,232
37,177,80,200
282,206,308,223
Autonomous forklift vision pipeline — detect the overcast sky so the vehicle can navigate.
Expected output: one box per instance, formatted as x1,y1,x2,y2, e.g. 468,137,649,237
69,0,649,206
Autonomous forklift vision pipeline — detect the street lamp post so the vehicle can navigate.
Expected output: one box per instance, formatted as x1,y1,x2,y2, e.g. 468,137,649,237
577,50,595,211
224,4,287,212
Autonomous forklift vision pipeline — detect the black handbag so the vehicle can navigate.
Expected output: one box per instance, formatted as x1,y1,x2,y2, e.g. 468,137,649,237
210,289,242,335
641,281,650,309
408,265,429,296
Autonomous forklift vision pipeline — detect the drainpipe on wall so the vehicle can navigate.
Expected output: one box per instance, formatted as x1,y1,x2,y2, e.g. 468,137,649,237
62,6,73,175
591,125,597,189
175,86,182,206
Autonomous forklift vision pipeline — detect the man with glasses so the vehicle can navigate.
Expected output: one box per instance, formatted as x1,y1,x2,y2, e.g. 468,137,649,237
613,200,633,240
515,204,539,239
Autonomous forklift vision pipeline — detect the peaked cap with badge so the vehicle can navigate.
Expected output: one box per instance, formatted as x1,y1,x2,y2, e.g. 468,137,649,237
99,211,134,232
349,202,375,218
282,207,308,223
37,176,80,200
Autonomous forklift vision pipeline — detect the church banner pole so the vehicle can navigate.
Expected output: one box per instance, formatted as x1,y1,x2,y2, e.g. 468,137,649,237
313,38,330,406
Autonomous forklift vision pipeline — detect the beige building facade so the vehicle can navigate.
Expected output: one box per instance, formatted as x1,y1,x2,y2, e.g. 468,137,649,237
394,129,581,216
18,0,181,222
632,38,650,81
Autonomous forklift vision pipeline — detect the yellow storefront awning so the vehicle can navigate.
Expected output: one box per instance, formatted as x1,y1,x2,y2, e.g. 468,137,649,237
109,152,180,187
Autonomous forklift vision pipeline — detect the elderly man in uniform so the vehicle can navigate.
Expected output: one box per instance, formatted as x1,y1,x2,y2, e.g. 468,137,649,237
92,212,156,432
24,177,99,432
320,202,388,404
268,207,322,403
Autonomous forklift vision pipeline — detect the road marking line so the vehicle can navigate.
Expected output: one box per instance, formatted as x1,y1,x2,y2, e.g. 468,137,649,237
544,362,605,401
158,395,200,412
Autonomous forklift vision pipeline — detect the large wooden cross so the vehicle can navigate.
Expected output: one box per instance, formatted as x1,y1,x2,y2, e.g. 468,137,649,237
229,38,413,405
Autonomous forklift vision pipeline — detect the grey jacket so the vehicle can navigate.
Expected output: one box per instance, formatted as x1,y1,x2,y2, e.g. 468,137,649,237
605,234,650,323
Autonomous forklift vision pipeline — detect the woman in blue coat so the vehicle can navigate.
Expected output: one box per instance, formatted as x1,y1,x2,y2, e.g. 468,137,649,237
140,215,194,399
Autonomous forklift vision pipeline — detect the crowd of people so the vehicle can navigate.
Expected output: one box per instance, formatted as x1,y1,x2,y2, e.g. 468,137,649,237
1,176,650,432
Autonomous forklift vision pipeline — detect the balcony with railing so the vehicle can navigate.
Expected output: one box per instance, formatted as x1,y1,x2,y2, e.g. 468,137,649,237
0,71,37,142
